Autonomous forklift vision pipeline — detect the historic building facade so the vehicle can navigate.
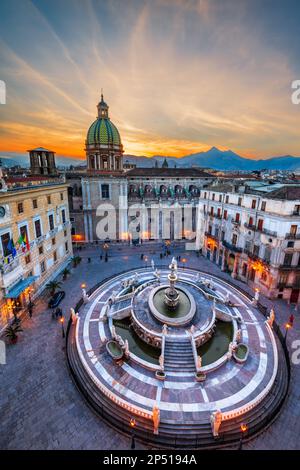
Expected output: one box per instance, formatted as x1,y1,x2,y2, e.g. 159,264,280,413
199,183,300,302
0,172,73,330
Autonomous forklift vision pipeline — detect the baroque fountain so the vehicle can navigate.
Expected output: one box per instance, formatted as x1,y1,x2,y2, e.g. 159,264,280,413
67,257,289,449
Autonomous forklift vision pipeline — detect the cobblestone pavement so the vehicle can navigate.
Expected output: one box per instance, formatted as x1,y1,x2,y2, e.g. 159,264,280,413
0,242,299,450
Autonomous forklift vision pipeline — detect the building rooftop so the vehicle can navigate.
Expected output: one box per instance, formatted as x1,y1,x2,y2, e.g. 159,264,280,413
27,147,55,153
265,185,300,200
126,167,213,178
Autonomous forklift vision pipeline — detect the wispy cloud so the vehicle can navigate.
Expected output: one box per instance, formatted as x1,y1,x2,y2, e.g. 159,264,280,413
0,0,299,159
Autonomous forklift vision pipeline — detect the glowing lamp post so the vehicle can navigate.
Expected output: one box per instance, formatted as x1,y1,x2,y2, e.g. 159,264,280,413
130,417,136,450
238,423,248,450
182,257,187,270
60,316,65,339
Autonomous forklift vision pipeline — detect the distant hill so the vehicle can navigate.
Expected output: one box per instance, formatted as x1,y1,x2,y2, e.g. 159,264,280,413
125,148,300,171
1,148,300,171
0,152,85,168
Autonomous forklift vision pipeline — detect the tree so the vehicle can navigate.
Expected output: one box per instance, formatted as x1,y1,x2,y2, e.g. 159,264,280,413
46,280,62,296
62,268,70,280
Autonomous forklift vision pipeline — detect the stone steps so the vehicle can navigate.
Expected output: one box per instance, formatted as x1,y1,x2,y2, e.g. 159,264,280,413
164,338,196,372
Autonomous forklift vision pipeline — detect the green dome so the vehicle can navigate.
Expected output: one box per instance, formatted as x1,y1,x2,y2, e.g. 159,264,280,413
86,118,121,147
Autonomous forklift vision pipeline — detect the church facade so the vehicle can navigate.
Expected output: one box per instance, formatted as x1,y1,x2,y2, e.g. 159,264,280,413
67,96,214,245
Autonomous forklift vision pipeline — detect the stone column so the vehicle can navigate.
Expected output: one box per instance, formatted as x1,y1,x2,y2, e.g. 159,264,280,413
221,249,226,271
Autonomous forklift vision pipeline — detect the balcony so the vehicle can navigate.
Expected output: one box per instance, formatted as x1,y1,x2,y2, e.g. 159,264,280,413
244,222,256,230
0,258,24,289
49,227,59,237
205,231,219,242
279,264,300,271
285,233,300,240
261,228,278,237
222,240,243,253
36,234,46,245
243,248,267,262
231,219,241,227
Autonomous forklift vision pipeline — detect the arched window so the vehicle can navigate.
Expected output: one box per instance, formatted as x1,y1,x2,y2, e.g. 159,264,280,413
90,155,96,169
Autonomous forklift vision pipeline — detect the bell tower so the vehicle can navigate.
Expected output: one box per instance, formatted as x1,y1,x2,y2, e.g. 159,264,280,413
28,147,58,176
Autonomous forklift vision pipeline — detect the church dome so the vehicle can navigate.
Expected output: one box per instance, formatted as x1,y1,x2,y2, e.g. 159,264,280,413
86,94,122,149
86,118,121,147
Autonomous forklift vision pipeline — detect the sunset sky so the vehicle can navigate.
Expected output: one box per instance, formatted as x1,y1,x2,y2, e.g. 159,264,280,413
0,0,300,160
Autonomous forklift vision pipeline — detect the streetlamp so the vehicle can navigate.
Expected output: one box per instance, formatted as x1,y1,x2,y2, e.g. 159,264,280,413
60,316,65,339
182,257,187,270
130,417,136,450
284,322,292,344
238,423,248,450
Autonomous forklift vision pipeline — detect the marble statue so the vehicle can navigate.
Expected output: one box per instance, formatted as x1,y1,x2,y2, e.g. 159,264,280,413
82,288,89,303
171,257,178,271
154,269,161,282
236,329,242,343
124,339,130,358
267,308,275,328
151,259,155,270
159,355,164,371
111,325,116,340
190,325,195,336
197,355,202,370
152,404,160,435
210,410,222,437
162,324,168,335
70,308,78,325
227,341,235,360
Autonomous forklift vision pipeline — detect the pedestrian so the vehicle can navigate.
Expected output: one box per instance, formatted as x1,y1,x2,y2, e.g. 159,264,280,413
88,257,91,263
289,313,294,326
28,306,33,318
140,253,144,260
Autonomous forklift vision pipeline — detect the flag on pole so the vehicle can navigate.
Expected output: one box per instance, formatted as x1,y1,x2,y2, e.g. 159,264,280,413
16,234,24,248
7,238,17,258
23,232,30,251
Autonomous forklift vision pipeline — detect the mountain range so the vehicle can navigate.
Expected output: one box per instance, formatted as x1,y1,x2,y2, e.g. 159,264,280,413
1,147,300,172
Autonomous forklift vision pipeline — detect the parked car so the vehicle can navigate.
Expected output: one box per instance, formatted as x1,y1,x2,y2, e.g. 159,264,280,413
48,291,65,309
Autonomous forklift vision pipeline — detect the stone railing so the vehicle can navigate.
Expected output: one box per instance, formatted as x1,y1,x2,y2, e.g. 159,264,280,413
190,333,200,372
74,317,153,421
0,256,20,274
210,321,278,436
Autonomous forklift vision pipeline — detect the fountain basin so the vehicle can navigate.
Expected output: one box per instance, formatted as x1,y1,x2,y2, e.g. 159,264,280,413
233,343,249,364
106,340,124,361
149,285,196,326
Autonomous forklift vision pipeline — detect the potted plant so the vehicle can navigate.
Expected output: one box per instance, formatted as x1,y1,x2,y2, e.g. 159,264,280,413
195,371,206,382
71,256,82,267
62,268,70,280
46,280,62,296
5,324,23,344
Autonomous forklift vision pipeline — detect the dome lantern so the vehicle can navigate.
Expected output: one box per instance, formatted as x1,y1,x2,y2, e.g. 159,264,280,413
97,93,109,119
